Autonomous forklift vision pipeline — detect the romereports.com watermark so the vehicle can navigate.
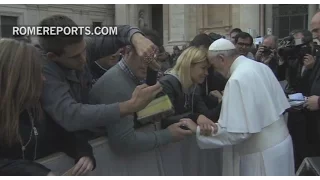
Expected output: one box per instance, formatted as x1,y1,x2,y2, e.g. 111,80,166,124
12,26,118,36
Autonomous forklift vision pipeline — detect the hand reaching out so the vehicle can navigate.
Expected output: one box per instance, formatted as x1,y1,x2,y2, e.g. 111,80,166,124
180,116,217,136
131,33,160,70
129,82,163,113
167,121,193,142
179,118,197,133
303,54,315,70
72,156,94,176
304,95,320,111
255,46,265,61
197,115,217,136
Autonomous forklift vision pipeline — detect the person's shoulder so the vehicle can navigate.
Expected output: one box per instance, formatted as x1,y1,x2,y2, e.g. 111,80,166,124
159,74,183,96
104,65,126,80
159,74,179,86
42,58,65,80
93,65,121,86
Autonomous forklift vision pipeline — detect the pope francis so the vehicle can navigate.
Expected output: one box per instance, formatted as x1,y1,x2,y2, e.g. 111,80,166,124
182,38,295,176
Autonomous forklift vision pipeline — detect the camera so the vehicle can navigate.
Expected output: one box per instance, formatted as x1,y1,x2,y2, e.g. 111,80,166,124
278,35,318,60
278,35,320,95
261,46,272,56
278,43,312,60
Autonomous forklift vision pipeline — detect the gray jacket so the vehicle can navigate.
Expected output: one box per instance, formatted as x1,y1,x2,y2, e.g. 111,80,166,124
41,25,141,131
89,64,173,154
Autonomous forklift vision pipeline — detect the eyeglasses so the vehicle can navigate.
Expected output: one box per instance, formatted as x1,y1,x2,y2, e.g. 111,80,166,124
236,42,252,47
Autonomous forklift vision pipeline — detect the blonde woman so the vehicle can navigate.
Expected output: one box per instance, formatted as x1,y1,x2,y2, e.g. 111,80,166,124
159,46,222,176
159,46,210,128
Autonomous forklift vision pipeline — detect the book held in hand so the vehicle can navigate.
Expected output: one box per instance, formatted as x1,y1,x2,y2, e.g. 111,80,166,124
136,94,174,123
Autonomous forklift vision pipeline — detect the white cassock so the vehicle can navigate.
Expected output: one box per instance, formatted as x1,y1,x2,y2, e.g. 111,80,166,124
197,55,295,176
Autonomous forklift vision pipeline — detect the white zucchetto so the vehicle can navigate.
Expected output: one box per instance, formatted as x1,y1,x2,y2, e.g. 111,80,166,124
209,38,236,51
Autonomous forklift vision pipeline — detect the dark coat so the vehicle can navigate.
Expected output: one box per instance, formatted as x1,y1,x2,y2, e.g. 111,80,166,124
0,110,95,175
301,55,320,156
160,73,218,128
199,67,227,109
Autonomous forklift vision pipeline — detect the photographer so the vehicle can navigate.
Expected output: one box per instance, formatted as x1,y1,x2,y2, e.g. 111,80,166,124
301,12,320,161
280,29,320,171
279,30,316,95
255,35,285,80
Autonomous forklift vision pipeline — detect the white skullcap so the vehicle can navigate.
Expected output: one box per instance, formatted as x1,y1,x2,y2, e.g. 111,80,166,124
209,38,236,51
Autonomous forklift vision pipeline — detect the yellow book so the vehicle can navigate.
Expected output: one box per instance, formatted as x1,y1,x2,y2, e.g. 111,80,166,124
136,95,174,121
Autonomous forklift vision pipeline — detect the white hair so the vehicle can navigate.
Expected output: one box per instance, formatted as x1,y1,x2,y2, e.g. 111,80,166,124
208,49,238,58
263,35,278,49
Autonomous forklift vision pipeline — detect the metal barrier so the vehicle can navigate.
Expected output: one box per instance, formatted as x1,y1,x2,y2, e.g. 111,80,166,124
37,136,222,176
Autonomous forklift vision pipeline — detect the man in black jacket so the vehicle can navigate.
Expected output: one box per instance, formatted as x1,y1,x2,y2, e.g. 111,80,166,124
302,11,320,160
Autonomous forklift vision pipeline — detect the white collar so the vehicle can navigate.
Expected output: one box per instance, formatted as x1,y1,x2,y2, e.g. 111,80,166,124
230,55,246,75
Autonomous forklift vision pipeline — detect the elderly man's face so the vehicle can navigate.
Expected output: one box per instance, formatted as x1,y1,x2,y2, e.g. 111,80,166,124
262,37,276,49
311,13,320,41
208,53,230,78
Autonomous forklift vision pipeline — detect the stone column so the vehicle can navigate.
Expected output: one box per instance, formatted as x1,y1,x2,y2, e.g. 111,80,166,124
265,4,273,35
239,4,260,37
308,4,318,29
129,4,139,27
163,4,190,52
115,4,128,25
115,4,139,26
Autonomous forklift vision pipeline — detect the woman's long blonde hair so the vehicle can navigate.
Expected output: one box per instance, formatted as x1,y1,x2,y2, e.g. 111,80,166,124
172,46,208,90
0,38,43,147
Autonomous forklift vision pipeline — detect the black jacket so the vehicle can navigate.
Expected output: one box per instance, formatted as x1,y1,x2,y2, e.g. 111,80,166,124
199,67,227,109
0,110,96,176
159,74,219,128
301,55,320,156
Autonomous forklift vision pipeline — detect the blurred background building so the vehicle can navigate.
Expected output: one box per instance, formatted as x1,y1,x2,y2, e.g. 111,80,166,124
0,4,319,52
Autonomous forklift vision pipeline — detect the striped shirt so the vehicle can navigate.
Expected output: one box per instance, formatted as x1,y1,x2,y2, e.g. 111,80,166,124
118,58,144,85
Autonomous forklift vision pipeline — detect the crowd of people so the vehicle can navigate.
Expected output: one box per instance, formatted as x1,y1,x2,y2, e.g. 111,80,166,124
1,10,320,176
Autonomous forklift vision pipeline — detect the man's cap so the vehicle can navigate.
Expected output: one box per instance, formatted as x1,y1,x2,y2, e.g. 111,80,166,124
209,38,236,51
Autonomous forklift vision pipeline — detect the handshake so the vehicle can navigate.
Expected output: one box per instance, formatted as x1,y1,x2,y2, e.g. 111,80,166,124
180,115,218,136
167,115,218,142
